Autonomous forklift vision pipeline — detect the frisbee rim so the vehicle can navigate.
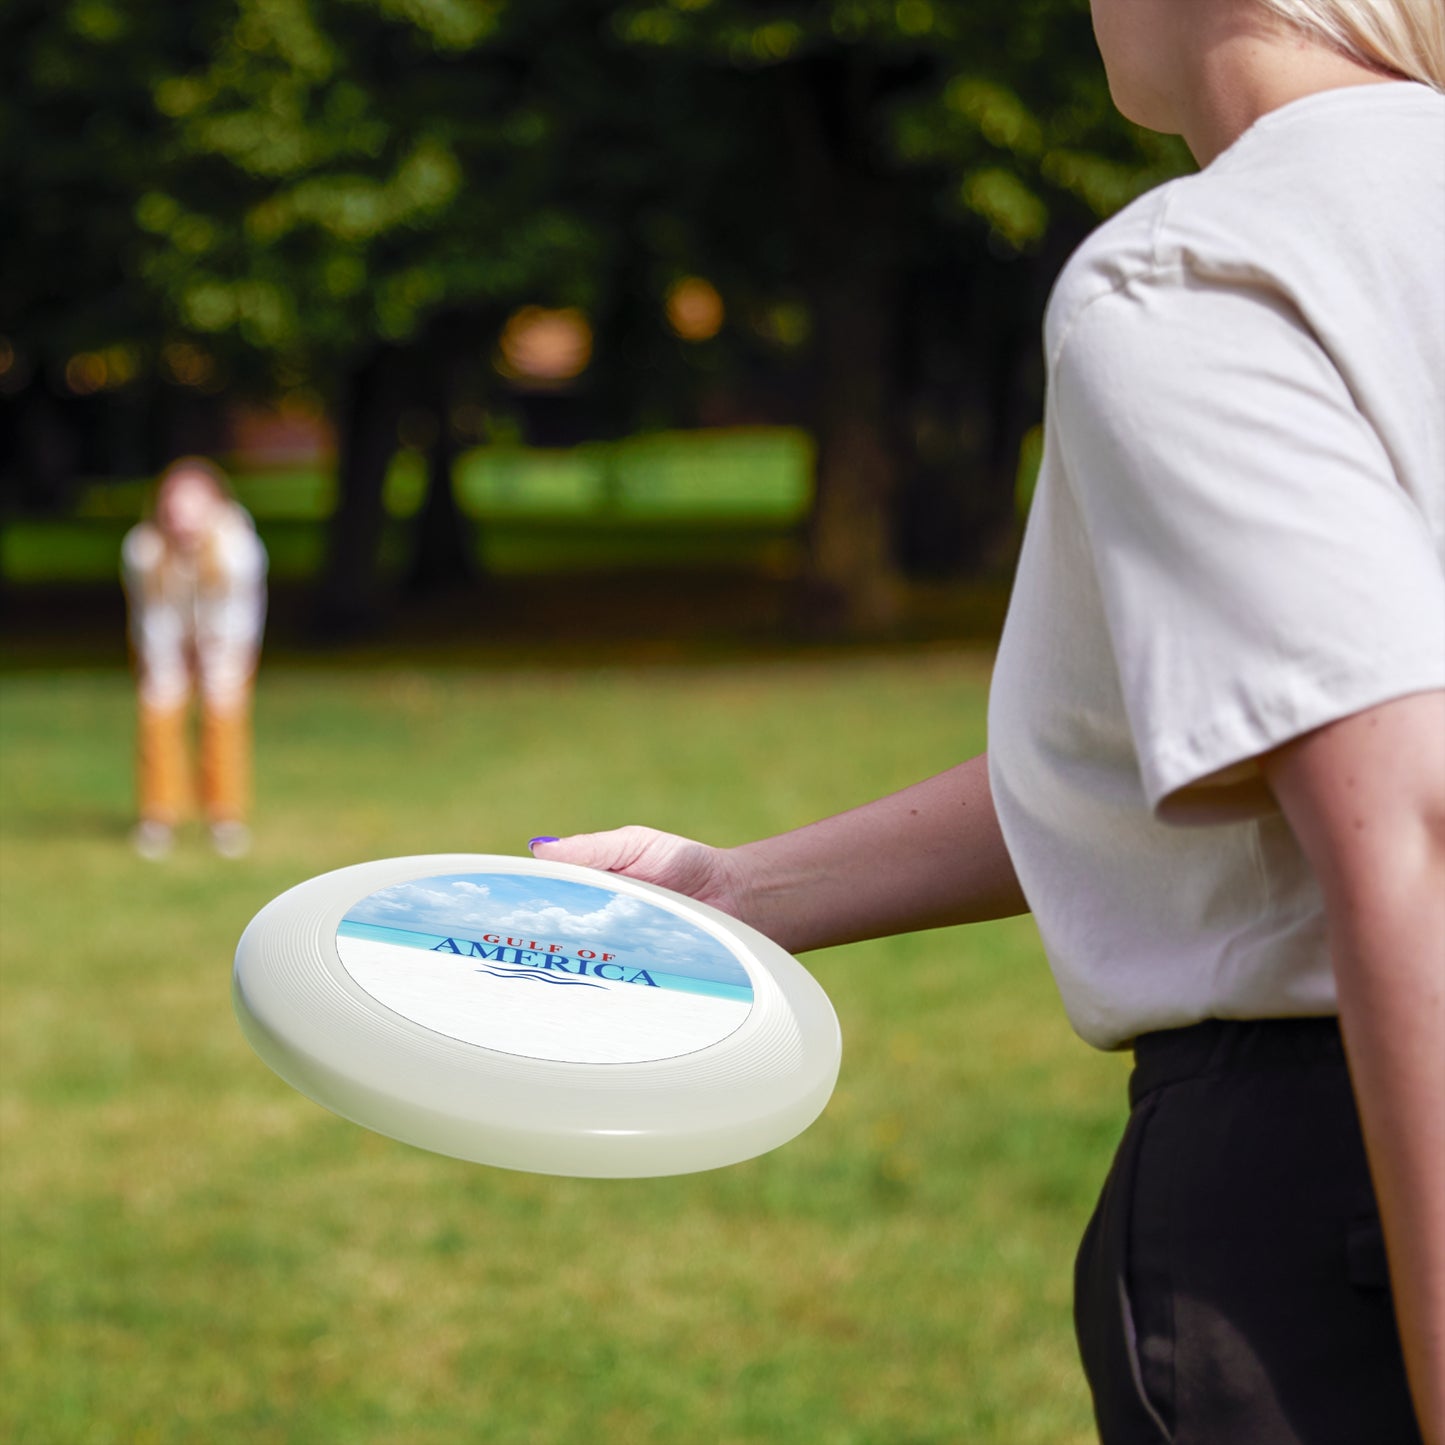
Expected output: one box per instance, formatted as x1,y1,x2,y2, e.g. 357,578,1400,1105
232,853,841,1177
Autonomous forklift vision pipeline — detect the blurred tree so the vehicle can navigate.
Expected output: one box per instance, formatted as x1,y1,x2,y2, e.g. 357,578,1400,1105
607,0,1190,627
0,0,209,509
125,0,614,633
2,0,1189,633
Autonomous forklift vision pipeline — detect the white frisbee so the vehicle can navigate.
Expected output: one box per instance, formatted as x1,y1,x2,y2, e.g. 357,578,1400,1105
232,854,841,1177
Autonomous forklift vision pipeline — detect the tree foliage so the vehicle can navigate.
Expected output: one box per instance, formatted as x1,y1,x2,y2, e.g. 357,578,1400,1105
2,0,1191,628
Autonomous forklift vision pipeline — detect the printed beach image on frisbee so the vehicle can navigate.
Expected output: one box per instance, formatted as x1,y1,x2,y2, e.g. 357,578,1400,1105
233,854,841,1177
335,872,755,1064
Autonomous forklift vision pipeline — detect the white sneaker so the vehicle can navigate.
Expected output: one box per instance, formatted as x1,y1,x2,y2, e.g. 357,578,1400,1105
210,821,252,859
132,820,174,861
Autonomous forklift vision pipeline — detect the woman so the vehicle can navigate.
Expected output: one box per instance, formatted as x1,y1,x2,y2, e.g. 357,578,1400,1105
531,2,1444,1440
122,457,267,859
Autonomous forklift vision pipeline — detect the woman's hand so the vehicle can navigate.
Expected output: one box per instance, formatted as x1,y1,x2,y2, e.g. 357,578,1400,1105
530,827,757,923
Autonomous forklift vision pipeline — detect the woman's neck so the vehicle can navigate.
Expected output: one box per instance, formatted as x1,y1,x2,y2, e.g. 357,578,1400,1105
1178,9,1401,166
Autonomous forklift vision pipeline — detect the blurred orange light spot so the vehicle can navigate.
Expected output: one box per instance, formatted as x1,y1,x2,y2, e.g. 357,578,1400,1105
65,353,108,395
666,277,725,342
0,337,14,377
161,341,217,389
496,307,593,385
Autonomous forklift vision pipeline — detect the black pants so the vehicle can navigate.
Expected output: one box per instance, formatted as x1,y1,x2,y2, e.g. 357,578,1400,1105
1074,1018,1422,1445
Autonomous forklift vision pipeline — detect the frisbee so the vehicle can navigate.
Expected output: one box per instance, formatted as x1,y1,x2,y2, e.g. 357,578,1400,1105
232,854,841,1177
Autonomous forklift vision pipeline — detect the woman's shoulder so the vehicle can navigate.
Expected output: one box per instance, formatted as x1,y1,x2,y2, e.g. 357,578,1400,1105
121,521,165,575
1045,83,1445,367
211,503,268,575
1043,182,1184,363
217,499,259,536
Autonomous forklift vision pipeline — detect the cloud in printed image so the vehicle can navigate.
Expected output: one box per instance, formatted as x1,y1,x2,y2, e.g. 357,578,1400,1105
348,877,497,930
488,893,642,939
343,873,749,986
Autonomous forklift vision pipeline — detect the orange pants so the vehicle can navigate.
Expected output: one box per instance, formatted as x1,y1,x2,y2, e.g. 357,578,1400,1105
137,692,252,826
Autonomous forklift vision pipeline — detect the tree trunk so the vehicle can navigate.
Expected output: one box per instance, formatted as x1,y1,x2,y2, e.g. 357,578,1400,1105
892,236,1057,580
6,381,81,513
404,354,476,596
313,345,404,641
804,271,905,633
780,57,908,636
404,418,473,595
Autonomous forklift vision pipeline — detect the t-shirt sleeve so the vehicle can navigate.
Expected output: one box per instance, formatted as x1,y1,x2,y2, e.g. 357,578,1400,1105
1052,273,1445,823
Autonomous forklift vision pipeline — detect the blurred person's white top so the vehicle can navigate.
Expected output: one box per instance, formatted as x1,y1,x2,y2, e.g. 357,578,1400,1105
988,82,1445,1051
122,502,268,709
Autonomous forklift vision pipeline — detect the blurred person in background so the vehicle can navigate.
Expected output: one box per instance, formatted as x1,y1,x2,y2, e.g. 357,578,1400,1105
533,0,1445,1441
122,457,267,860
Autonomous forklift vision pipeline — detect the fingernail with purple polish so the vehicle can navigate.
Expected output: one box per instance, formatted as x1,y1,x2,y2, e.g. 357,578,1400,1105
528,836,559,852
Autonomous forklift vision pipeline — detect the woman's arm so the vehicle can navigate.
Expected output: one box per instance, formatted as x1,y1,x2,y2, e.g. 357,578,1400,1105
532,752,1028,953
1263,690,1445,1445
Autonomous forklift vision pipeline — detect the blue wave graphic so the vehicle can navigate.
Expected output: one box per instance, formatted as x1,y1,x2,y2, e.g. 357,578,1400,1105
476,965,606,990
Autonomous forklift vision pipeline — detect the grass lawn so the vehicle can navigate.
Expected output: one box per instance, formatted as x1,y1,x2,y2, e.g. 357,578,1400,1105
1,429,815,586
0,653,1127,1444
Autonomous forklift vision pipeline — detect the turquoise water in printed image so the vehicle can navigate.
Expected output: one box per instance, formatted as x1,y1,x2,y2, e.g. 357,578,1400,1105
339,872,754,1000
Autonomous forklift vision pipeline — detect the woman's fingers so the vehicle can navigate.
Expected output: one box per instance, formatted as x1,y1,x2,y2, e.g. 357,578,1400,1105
530,827,660,874
528,826,691,882
528,827,738,912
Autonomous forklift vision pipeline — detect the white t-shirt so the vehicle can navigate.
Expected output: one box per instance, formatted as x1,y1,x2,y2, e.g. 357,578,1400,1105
988,82,1445,1050
122,502,268,709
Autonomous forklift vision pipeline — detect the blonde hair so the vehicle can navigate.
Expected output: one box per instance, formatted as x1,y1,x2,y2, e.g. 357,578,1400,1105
1257,0,1445,89
155,455,234,506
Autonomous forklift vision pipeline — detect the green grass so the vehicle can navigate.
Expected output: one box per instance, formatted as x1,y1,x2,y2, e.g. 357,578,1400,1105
2,429,815,585
62,429,814,525
0,655,1127,1444
0,515,805,584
